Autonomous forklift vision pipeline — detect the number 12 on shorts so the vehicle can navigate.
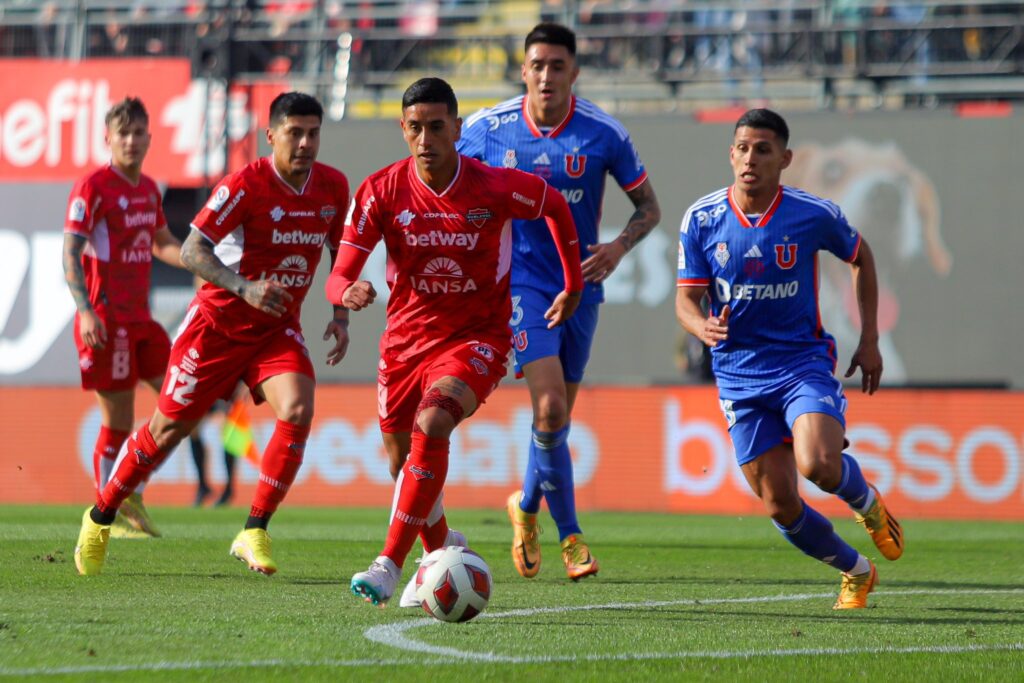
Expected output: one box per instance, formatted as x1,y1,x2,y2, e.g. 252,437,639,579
165,365,198,407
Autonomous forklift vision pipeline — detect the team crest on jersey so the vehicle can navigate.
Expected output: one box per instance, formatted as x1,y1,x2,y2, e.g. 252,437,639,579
320,205,337,222
470,358,489,375
564,151,587,178
503,149,518,168
466,208,492,228
774,243,798,269
118,196,129,210
714,242,730,267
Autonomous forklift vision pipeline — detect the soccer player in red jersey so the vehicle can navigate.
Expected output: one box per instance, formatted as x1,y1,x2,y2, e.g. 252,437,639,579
63,97,184,539
325,78,584,606
74,92,351,576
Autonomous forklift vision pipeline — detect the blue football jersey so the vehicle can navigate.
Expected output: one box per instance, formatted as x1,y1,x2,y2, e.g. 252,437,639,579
677,185,862,389
459,95,647,303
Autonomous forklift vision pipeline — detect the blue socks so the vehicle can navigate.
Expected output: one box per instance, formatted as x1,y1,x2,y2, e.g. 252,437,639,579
773,501,858,572
519,425,581,540
828,453,874,513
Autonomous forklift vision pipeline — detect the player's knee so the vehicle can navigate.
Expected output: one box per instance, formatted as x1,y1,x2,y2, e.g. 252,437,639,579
275,400,314,427
534,396,569,432
148,415,191,453
414,388,465,439
760,489,802,525
801,457,841,491
388,451,408,480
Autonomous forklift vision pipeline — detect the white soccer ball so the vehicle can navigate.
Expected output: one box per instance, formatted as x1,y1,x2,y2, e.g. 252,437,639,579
415,546,492,623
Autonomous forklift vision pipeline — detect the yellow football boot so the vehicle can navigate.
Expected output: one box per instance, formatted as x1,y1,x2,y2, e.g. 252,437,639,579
74,507,110,576
229,528,278,575
119,492,161,538
833,561,878,609
507,491,541,578
855,485,904,561
560,533,599,581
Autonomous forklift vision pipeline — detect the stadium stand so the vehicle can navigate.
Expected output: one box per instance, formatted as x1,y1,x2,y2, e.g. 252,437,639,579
1,0,1021,114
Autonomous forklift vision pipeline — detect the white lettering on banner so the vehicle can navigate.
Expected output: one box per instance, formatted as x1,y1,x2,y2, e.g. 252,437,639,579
957,428,1020,502
897,426,952,501
662,398,745,496
76,406,598,488
0,80,111,168
162,79,252,180
0,231,76,374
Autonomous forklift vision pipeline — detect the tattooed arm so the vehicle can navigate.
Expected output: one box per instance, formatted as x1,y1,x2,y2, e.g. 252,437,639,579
62,233,106,349
180,229,293,317
580,178,662,283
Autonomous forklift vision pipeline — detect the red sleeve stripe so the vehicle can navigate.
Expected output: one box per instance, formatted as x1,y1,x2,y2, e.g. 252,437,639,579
677,278,710,287
845,233,863,263
622,172,648,193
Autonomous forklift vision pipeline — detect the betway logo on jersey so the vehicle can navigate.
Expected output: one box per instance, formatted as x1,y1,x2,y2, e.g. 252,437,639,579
405,231,479,250
124,211,157,229
410,257,477,294
715,277,799,302
271,229,327,246
260,254,312,288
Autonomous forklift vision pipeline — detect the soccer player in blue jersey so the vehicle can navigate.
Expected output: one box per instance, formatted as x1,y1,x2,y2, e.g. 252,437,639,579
457,22,661,582
676,109,904,609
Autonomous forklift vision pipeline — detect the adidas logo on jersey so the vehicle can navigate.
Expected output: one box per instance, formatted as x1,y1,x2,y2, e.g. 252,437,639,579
532,152,551,165
744,245,763,258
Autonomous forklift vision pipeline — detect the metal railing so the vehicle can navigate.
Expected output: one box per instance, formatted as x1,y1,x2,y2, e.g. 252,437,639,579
1,1,1021,113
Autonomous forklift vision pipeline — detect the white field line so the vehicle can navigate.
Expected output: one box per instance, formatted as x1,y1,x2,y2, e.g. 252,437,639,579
2,588,1022,677
364,588,1024,662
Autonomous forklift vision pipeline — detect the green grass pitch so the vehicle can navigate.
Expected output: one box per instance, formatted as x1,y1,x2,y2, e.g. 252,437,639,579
1,505,1022,681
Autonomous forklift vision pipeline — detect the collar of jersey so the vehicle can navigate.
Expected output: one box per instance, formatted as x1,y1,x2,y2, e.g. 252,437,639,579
409,154,462,197
268,156,313,195
107,162,141,188
523,94,576,139
728,185,783,228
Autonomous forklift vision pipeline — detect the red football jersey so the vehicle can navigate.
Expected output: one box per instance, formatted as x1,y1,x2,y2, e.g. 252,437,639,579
64,165,168,323
190,157,349,342
342,155,548,360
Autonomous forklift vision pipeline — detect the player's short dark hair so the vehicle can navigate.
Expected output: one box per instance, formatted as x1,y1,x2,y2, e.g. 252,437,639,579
402,77,458,116
735,108,790,146
104,97,148,129
525,22,577,56
269,92,323,126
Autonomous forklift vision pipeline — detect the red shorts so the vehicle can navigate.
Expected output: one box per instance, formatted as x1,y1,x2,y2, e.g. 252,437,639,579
378,339,509,433
158,306,316,421
75,317,170,392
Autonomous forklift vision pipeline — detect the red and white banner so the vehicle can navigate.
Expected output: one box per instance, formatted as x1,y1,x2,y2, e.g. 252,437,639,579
1,385,1021,520
0,59,277,186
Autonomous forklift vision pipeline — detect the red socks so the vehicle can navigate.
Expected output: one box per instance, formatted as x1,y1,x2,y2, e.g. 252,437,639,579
97,422,166,516
248,420,309,522
383,432,449,567
92,426,129,495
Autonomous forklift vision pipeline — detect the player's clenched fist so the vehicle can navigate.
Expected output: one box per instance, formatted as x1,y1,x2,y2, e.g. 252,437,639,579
242,280,294,317
341,281,377,311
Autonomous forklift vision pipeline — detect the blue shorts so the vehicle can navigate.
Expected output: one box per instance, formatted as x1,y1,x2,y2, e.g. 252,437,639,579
718,368,847,465
509,285,599,382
